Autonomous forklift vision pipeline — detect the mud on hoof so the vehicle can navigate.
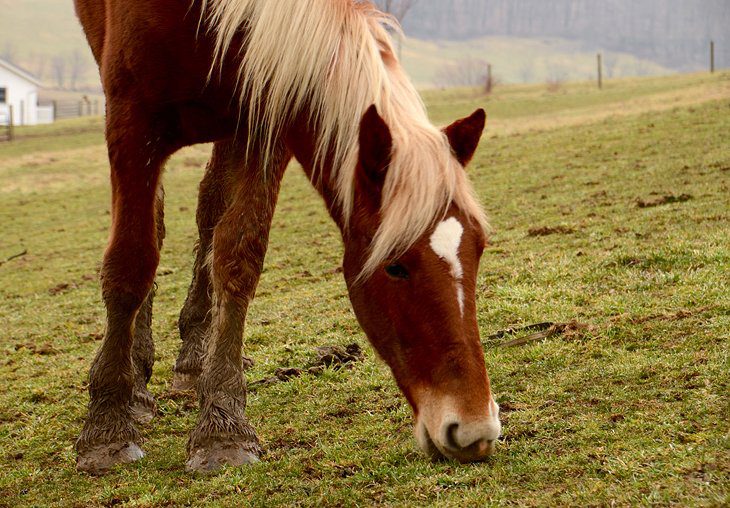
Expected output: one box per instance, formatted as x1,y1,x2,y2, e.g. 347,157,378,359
186,440,260,473
130,388,157,425
171,372,199,392
77,441,145,475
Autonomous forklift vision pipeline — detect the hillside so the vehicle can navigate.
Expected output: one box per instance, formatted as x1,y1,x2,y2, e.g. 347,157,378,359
401,0,730,72
402,36,673,88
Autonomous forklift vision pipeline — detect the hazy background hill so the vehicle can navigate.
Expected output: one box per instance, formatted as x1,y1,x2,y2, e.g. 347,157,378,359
401,0,730,72
0,0,726,90
0,0,97,90
401,36,672,88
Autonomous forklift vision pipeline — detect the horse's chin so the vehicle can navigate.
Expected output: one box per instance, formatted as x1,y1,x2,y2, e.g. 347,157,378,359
415,420,444,460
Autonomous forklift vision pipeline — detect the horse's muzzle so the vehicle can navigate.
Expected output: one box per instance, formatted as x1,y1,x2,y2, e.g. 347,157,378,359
414,397,501,463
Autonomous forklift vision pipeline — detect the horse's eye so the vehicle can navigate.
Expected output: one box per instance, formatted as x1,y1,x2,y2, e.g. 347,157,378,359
385,263,409,280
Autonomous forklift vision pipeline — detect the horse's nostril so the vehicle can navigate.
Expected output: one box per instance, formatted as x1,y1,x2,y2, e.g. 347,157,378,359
445,422,461,450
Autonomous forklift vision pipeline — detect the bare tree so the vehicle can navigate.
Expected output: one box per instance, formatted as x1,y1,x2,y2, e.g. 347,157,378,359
52,55,67,89
603,53,619,78
545,64,568,93
519,63,535,84
375,0,419,22
1,43,18,64
30,53,49,82
372,0,419,60
434,58,490,89
69,50,89,90
633,60,652,77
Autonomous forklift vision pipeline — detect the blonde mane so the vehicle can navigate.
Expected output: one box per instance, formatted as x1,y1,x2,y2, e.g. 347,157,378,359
203,0,487,277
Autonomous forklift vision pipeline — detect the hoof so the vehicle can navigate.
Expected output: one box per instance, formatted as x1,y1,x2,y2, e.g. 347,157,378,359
77,441,144,475
186,442,259,473
130,390,157,425
172,372,199,392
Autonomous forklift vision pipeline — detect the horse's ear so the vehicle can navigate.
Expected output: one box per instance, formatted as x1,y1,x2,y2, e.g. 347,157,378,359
444,109,486,166
358,104,393,193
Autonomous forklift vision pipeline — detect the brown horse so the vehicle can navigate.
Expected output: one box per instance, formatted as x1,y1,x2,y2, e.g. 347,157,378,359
73,0,500,474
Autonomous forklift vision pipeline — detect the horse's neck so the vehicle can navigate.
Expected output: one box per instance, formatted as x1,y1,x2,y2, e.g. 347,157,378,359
284,115,345,230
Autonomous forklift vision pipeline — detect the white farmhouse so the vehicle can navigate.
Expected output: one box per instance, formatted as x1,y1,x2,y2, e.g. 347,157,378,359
0,57,52,126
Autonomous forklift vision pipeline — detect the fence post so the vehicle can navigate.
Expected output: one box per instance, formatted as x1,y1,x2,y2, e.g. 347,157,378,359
78,101,83,117
597,53,603,89
53,100,58,121
485,64,493,94
8,105,14,141
710,41,715,73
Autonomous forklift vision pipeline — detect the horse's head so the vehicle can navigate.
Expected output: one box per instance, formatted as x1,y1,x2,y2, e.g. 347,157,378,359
342,105,500,462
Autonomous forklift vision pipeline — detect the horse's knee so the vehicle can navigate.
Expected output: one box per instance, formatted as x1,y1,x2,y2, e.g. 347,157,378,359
101,239,160,309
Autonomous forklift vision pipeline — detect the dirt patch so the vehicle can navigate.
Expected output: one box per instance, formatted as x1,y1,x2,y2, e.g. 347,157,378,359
485,321,592,347
527,225,575,237
615,305,717,325
49,273,99,295
80,332,103,343
182,158,204,168
158,389,198,412
21,156,58,168
249,343,364,390
15,342,59,355
636,193,692,208
48,282,78,295
0,249,27,267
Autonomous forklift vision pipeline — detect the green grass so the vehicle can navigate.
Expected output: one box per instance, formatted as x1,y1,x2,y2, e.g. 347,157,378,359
0,73,728,507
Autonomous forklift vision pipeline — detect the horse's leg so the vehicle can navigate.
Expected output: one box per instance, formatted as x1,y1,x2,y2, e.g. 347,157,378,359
173,140,242,391
76,99,173,474
129,187,165,424
186,146,291,473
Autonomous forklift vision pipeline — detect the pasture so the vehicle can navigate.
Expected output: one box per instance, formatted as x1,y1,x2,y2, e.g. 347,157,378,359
1,72,728,506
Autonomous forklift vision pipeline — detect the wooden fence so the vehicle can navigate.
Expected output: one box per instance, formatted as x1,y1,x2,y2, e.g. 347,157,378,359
51,98,102,120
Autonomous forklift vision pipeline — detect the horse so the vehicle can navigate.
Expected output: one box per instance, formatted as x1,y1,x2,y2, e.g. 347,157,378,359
73,0,501,474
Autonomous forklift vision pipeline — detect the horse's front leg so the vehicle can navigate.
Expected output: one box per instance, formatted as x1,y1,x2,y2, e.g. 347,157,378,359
76,99,173,474
129,187,165,424
186,147,291,473
173,140,243,391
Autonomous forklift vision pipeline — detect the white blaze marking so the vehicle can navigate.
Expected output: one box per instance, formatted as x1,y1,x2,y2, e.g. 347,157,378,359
429,217,465,316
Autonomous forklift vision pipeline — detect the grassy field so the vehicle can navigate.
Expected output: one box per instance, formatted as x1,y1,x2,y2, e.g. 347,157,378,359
0,72,729,506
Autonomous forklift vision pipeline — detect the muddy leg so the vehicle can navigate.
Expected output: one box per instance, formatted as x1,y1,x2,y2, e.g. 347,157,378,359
186,147,291,473
173,141,243,391
129,188,166,424
76,100,173,474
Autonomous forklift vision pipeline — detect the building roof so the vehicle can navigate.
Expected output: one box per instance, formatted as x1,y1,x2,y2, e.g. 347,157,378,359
0,57,43,87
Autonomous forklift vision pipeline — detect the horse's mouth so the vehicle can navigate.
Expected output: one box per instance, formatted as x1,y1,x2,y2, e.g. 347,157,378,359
417,423,444,460
415,420,497,463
